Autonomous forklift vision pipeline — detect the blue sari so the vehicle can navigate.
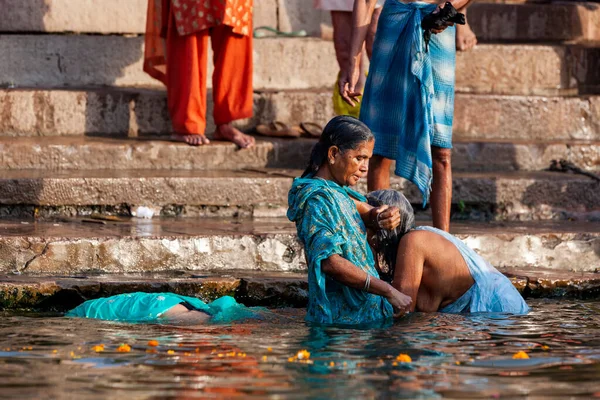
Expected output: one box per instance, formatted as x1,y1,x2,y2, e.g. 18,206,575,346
66,293,261,323
287,175,394,325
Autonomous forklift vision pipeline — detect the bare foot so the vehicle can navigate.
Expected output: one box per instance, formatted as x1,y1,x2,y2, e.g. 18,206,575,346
214,123,255,149
171,133,210,146
456,22,477,51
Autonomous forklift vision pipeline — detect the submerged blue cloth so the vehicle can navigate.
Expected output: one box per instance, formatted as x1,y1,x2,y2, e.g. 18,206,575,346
415,227,530,314
66,293,260,323
360,1,456,206
287,175,394,325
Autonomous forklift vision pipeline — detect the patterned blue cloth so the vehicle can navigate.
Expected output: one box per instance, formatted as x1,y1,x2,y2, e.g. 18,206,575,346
415,227,530,314
66,293,260,323
360,0,456,206
287,175,394,325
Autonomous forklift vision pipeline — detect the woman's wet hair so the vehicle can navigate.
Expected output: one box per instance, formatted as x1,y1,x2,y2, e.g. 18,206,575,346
366,190,415,282
302,116,374,177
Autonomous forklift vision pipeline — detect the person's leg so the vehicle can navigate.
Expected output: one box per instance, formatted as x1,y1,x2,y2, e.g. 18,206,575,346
162,304,211,324
456,5,477,51
210,24,255,149
431,147,452,232
367,155,393,191
166,12,210,146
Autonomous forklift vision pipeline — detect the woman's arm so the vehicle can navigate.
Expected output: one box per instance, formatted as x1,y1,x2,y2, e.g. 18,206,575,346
339,0,378,106
352,198,401,231
322,254,412,316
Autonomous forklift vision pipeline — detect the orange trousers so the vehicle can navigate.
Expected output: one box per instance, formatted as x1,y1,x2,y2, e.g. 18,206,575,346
166,13,253,135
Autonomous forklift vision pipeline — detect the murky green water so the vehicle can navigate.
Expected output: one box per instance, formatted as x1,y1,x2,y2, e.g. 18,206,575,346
1,299,599,399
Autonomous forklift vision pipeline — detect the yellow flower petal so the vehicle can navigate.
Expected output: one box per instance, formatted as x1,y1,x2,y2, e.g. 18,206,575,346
147,340,159,347
396,354,412,363
117,344,131,353
92,345,104,352
297,350,310,360
512,351,529,359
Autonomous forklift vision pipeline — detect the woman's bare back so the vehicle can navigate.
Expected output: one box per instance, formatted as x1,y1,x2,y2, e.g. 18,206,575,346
394,230,474,312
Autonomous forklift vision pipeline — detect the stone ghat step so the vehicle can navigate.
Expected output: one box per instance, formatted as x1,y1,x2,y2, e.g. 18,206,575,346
0,136,598,173
0,218,598,275
2,268,600,311
469,1,600,43
3,35,599,95
3,0,599,44
1,88,599,141
0,169,598,221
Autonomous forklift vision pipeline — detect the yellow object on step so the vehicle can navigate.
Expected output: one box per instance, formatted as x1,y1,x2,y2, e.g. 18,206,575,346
333,74,363,118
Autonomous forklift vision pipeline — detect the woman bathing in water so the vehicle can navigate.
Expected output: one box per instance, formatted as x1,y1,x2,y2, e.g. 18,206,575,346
287,116,528,325
67,292,260,324
366,190,529,313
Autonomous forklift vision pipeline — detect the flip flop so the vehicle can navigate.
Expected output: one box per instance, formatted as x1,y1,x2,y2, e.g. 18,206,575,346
255,121,301,138
299,122,323,138
253,26,308,38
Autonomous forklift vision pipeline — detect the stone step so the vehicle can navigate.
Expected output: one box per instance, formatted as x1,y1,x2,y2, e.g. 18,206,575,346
0,0,276,34
3,0,599,44
2,266,600,311
1,88,599,141
2,34,599,95
0,136,598,173
0,169,598,221
0,218,598,276
470,1,600,43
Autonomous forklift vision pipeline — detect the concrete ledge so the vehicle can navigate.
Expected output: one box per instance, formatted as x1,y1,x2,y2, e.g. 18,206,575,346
1,88,599,141
0,218,598,275
0,136,598,173
0,169,598,221
2,34,598,95
470,2,600,42
1,268,599,311
0,273,308,311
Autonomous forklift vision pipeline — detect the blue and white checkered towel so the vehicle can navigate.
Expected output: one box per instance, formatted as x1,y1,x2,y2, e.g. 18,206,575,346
360,0,456,206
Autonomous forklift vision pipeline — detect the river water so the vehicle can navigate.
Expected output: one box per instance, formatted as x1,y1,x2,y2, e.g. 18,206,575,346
1,299,599,399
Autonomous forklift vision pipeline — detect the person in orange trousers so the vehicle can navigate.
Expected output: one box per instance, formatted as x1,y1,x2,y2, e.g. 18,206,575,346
144,0,255,148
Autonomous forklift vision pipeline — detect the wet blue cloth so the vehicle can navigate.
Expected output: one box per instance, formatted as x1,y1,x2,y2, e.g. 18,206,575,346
66,293,260,323
415,227,530,314
360,1,456,206
287,175,394,325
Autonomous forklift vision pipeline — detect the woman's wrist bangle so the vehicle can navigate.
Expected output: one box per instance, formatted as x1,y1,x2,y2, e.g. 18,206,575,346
363,273,371,292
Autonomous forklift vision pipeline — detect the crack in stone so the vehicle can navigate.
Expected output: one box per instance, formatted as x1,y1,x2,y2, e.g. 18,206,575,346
21,241,52,273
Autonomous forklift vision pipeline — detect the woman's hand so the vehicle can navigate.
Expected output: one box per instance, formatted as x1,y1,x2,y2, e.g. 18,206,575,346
339,58,363,107
370,205,401,231
385,285,412,317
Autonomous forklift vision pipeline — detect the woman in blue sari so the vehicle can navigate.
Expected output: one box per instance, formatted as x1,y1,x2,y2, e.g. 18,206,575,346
287,116,412,325
66,293,261,324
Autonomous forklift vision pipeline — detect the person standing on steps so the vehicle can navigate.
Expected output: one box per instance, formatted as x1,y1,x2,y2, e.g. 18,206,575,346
319,0,476,119
144,0,255,148
340,0,474,232
314,0,384,118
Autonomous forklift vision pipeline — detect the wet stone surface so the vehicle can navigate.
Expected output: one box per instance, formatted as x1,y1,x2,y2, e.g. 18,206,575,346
1,269,600,311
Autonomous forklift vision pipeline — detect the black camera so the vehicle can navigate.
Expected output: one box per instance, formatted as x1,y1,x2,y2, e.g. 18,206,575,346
421,2,465,51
